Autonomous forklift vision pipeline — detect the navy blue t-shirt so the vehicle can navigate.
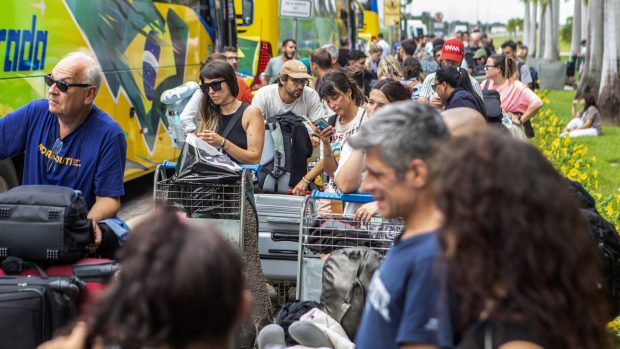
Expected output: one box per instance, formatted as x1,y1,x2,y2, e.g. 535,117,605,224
355,231,454,349
445,88,484,115
0,99,127,209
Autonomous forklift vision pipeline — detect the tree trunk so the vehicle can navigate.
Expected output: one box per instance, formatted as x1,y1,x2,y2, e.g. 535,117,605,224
581,0,589,43
524,0,531,49
530,0,538,57
571,0,582,56
536,2,546,59
597,0,620,123
577,0,604,98
543,0,560,61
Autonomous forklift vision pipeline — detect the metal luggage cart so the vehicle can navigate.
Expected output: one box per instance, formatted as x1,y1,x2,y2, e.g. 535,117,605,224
296,190,404,302
153,161,260,248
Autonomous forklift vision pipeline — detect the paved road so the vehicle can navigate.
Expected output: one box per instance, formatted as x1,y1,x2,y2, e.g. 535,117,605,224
118,173,155,222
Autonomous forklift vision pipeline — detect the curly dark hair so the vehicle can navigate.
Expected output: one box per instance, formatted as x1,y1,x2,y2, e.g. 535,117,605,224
89,206,245,349
430,130,611,349
319,70,365,107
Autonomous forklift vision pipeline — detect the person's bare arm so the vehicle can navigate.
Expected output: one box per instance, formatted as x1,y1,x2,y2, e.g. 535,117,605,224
292,160,324,196
87,196,121,252
223,106,264,164
578,118,593,129
334,149,364,193
519,98,543,123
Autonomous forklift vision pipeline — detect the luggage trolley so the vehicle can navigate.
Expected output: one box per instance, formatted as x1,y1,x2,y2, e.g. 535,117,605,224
153,161,260,248
296,191,404,302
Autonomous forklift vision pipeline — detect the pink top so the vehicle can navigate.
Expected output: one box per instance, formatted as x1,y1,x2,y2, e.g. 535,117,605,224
482,79,541,114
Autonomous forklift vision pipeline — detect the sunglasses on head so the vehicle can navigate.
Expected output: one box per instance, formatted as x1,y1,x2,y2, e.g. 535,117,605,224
44,74,92,93
200,80,225,93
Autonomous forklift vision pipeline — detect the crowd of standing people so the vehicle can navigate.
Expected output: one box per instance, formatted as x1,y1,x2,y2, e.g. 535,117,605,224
25,26,616,349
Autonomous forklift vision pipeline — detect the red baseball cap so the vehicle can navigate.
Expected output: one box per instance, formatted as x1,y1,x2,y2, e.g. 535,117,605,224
440,39,465,62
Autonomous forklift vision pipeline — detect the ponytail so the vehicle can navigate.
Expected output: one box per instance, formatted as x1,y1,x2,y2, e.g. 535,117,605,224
319,70,365,107
435,66,486,115
490,54,519,81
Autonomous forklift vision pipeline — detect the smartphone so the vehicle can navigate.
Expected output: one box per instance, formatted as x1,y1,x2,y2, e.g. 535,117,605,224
313,118,330,130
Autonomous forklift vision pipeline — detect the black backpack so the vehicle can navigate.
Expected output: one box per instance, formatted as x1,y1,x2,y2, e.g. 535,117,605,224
0,185,93,263
482,81,503,124
320,247,383,340
258,112,312,193
566,179,620,317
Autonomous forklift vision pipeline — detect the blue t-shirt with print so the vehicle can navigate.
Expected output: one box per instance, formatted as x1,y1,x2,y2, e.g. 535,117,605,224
0,99,127,209
355,231,454,349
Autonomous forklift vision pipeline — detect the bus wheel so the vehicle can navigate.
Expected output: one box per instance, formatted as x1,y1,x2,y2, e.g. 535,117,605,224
0,159,18,193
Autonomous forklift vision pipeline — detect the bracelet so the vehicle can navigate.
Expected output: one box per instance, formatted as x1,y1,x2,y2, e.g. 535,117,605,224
302,176,311,184
221,139,227,148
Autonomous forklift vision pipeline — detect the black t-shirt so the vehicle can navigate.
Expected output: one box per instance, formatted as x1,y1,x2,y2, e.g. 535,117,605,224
456,318,546,349
217,102,249,163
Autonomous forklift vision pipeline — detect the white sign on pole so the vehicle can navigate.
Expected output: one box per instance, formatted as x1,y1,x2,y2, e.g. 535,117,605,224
280,0,312,19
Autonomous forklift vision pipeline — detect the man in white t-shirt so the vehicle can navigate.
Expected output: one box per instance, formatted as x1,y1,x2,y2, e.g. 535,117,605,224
252,59,326,122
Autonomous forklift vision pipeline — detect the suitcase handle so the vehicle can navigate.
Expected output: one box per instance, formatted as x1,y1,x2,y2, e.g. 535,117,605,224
268,249,298,255
272,232,299,242
267,217,301,224
161,160,177,169
309,190,374,203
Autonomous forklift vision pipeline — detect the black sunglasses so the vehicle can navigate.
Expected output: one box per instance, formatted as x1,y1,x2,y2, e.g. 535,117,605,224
47,138,63,173
44,74,91,93
200,80,225,93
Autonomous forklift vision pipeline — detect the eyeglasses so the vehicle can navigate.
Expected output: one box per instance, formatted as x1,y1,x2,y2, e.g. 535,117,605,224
200,80,225,93
289,77,309,86
431,81,443,91
44,74,92,93
434,54,442,59
47,138,63,173
484,65,498,69
225,56,238,61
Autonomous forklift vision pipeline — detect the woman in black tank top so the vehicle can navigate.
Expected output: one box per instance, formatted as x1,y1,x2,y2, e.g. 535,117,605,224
194,61,272,342
195,60,264,164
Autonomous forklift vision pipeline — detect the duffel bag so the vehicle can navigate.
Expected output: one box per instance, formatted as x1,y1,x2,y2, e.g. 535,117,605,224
0,259,84,349
0,185,93,263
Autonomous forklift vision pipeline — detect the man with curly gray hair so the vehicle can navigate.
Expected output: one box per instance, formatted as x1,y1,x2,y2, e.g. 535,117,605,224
350,101,455,349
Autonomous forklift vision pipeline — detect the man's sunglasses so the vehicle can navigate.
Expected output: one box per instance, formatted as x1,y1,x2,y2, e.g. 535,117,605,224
44,74,92,93
200,80,225,93
47,138,63,173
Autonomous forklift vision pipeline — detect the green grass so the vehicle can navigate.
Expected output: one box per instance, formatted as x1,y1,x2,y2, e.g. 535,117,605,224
546,90,620,196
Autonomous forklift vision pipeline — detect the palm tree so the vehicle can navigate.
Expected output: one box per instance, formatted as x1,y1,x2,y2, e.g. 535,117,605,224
530,0,538,57
524,0,531,49
577,0,603,98
536,0,546,58
570,0,582,56
542,0,560,61
597,0,620,122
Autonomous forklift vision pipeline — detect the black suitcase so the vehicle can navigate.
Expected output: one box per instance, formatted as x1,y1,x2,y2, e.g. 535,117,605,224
256,194,303,281
0,274,83,349
0,185,93,263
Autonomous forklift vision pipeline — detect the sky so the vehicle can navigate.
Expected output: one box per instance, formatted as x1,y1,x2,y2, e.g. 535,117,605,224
405,0,575,25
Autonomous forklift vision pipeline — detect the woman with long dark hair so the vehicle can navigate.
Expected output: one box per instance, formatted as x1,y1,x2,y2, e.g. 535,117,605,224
482,54,542,137
39,206,252,349
291,71,366,202
430,130,612,349
562,92,602,137
335,79,410,219
434,66,485,115
196,61,264,164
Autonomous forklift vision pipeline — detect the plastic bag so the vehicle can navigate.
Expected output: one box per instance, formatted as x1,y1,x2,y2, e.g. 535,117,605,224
175,133,241,182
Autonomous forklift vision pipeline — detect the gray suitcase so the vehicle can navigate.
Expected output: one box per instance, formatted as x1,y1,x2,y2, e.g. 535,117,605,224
256,194,304,281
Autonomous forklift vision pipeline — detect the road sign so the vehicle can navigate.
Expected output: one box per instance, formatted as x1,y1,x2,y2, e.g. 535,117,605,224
280,0,312,19
383,0,400,27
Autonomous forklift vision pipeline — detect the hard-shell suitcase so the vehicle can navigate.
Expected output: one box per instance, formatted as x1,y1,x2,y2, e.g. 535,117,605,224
256,194,304,281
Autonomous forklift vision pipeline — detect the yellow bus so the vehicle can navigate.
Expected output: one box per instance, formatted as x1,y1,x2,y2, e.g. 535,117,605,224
235,0,351,88
0,0,237,189
357,0,380,47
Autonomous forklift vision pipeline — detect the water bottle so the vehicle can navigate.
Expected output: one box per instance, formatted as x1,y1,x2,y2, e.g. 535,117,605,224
166,106,185,149
160,81,199,105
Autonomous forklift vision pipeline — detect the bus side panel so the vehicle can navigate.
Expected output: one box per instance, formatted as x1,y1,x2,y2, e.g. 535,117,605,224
235,0,278,78
0,0,215,181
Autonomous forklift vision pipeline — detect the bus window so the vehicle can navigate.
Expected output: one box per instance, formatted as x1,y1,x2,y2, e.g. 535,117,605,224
240,0,253,25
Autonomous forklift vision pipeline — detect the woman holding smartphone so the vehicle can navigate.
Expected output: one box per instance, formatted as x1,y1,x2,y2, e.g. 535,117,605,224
291,71,365,208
